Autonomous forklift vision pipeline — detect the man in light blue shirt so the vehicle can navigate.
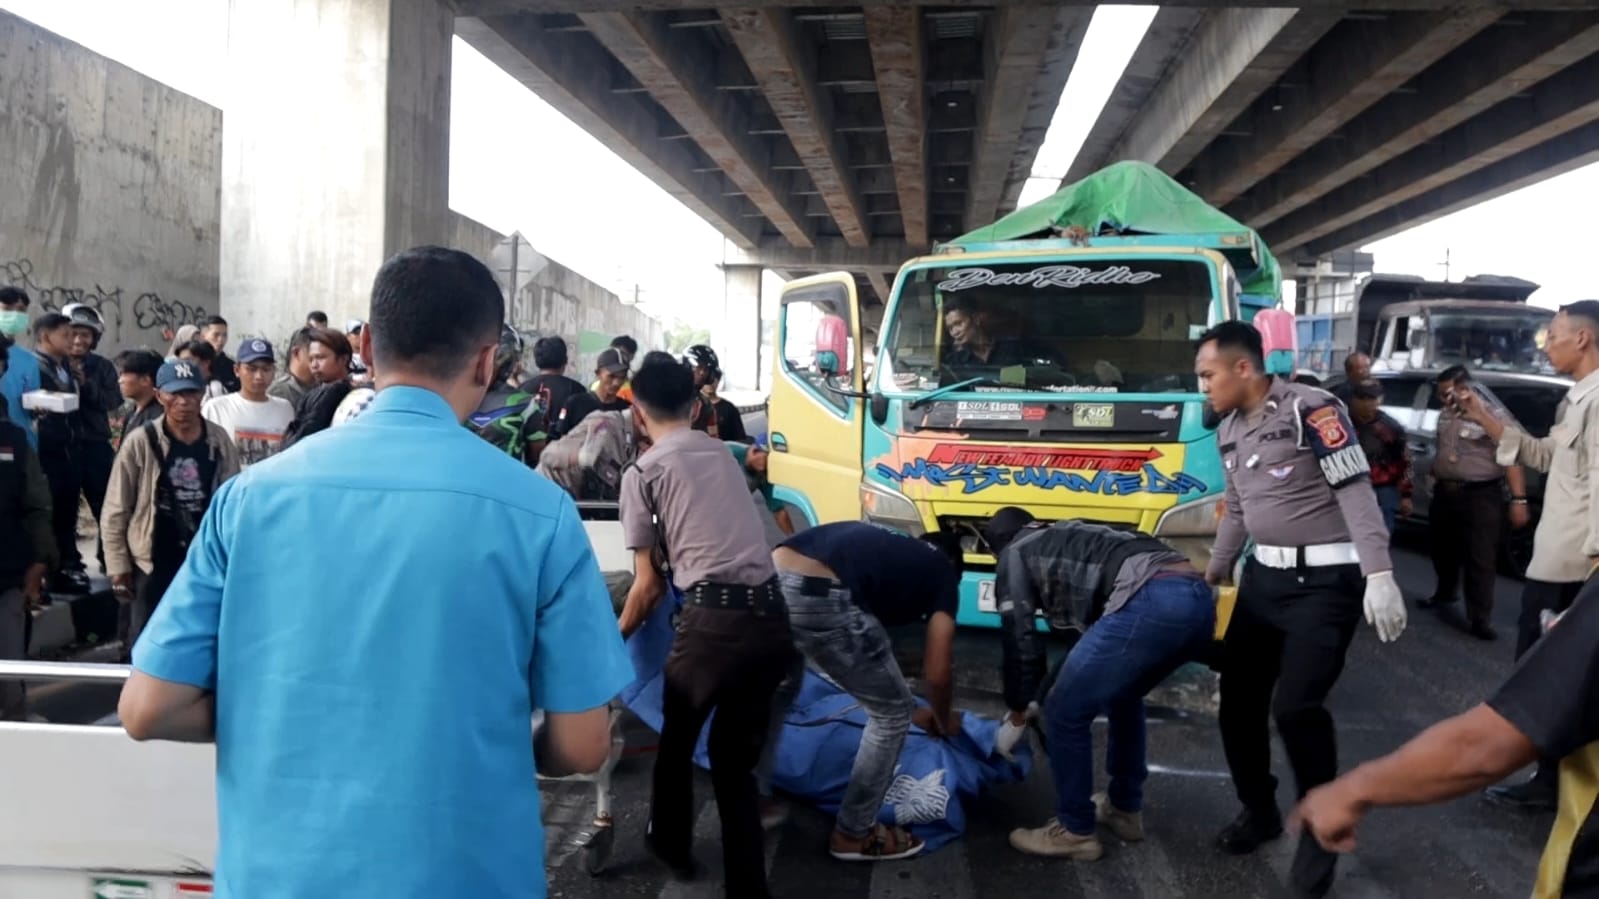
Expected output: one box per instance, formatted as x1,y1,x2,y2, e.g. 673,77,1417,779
117,247,634,898
0,286,40,447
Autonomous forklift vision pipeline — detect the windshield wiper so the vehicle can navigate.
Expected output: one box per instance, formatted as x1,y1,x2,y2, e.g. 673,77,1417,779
908,377,1051,409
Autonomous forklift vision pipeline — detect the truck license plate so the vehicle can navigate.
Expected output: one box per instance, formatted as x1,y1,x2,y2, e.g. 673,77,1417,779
977,579,996,613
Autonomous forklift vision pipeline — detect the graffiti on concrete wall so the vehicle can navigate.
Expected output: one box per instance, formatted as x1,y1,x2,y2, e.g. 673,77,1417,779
1,257,208,348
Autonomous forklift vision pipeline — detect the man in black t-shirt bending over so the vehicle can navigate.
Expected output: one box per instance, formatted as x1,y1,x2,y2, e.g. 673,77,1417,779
757,522,964,863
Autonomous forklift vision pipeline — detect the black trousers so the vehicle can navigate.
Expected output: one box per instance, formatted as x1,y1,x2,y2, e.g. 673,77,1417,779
1220,558,1363,895
76,439,115,568
38,449,81,572
1429,481,1503,625
1514,578,1584,789
651,604,796,899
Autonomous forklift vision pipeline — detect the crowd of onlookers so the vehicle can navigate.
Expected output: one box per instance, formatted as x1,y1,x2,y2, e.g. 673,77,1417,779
0,281,768,702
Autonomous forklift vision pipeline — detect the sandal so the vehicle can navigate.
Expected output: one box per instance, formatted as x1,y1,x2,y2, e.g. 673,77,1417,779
829,823,925,862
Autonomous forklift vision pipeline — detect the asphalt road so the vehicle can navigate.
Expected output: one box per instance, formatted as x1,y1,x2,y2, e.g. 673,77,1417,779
541,536,1552,899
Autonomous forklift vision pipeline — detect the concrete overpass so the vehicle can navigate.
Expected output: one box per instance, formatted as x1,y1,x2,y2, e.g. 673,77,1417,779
224,1,1599,387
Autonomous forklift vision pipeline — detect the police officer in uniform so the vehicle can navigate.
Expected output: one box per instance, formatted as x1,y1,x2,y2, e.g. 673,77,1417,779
1195,322,1406,898
1419,366,1528,640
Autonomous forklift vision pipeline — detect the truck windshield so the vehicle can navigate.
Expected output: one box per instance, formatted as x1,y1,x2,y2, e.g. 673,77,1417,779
1430,311,1552,373
880,258,1215,394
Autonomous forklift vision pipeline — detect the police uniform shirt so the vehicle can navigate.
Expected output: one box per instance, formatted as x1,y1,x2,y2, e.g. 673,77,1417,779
1207,378,1393,579
1434,404,1506,482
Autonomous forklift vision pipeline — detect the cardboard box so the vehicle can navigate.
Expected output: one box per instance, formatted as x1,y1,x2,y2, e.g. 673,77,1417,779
21,390,79,414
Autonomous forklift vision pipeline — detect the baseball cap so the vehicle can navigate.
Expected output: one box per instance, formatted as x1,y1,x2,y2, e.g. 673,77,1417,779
345,318,366,334
596,347,629,374
237,337,274,365
1351,378,1384,399
157,359,207,393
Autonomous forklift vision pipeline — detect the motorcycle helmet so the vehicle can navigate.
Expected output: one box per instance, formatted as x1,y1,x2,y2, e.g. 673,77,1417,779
682,344,721,382
61,303,105,336
493,323,525,385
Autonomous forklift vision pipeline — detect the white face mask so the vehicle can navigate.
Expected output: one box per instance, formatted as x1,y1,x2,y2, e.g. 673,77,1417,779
0,309,27,337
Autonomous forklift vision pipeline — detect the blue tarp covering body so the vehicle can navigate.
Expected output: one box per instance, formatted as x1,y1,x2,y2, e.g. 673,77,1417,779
621,587,1034,852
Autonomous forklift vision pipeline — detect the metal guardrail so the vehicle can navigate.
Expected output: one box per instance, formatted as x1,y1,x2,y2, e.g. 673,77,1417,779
0,660,130,684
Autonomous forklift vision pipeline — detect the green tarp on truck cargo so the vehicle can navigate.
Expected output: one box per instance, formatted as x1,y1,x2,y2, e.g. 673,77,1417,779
951,160,1282,300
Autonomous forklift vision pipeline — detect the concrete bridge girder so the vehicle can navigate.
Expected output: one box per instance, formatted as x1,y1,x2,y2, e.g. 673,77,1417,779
1230,10,1599,230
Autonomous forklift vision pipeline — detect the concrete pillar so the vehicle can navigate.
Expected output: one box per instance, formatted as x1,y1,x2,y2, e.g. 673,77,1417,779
719,264,763,391
220,0,454,344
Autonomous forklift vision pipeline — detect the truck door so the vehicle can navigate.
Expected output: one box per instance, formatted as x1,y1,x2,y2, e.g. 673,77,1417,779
767,273,866,526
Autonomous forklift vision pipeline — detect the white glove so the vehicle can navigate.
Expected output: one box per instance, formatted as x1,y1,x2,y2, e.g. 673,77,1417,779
995,702,1039,760
1363,570,1407,643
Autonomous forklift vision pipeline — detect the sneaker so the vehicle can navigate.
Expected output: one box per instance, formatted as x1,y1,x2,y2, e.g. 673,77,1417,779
1468,621,1499,642
1483,776,1556,811
758,797,789,830
1008,820,1104,860
1092,792,1145,842
1215,806,1283,855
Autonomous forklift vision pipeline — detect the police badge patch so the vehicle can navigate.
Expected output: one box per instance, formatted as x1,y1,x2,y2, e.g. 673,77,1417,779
1306,406,1349,449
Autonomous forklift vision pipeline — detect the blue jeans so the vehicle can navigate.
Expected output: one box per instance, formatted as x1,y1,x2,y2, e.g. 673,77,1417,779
1043,574,1216,835
758,573,915,838
1373,484,1399,536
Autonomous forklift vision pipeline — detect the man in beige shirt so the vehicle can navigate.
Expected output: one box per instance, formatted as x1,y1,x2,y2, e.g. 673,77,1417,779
1455,299,1599,810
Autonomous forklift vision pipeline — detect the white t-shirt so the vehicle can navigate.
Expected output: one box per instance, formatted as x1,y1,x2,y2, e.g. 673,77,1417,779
202,393,294,467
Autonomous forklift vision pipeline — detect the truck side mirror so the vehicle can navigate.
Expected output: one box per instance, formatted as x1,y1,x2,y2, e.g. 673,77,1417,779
870,393,889,425
1202,401,1222,431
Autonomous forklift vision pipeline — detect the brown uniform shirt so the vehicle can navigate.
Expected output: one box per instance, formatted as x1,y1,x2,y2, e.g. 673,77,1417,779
620,427,775,589
1434,404,1506,483
1207,378,1394,579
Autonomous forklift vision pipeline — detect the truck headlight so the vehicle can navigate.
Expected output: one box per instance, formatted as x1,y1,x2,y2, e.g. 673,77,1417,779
861,481,925,535
1153,497,1224,537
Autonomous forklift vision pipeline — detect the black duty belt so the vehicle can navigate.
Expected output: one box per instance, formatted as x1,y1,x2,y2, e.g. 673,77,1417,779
686,579,783,613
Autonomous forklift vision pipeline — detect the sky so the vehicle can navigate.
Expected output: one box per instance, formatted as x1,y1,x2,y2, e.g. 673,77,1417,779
5,0,1596,329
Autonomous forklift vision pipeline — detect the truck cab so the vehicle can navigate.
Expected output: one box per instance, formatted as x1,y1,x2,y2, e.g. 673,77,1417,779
1302,272,1551,376
766,233,1271,631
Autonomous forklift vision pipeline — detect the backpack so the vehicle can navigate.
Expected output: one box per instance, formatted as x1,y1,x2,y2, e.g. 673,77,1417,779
467,390,541,461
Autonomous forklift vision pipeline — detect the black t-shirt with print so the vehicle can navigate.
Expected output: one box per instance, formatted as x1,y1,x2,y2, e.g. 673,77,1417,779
1488,580,1599,897
523,373,586,438
554,391,630,438
151,424,216,569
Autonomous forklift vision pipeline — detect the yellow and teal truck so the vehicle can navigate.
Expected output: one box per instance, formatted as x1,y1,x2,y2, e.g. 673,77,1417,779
764,161,1289,635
